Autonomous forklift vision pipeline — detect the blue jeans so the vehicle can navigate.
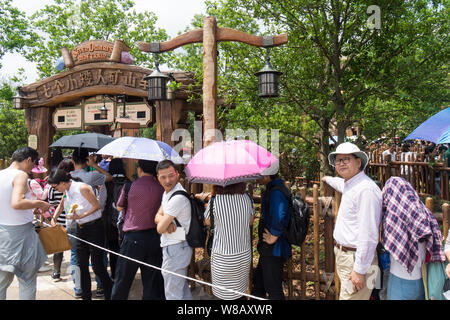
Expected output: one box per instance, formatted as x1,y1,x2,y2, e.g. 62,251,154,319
67,223,81,294
387,273,425,300
161,241,192,300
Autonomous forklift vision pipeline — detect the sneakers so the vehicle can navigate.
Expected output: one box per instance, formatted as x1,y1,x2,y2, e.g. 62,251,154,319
74,291,82,299
95,288,104,297
51,272,61,282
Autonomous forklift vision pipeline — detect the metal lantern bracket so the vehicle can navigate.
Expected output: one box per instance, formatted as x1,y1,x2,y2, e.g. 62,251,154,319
144,52,171,101
100,94,127,119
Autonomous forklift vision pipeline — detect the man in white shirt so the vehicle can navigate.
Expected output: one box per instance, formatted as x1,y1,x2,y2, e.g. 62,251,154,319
323,142,382,300
382,144,396,162
0,146,50,300
155,160,192,300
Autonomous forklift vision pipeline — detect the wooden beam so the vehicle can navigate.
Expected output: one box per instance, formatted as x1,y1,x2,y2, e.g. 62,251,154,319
202,16,217,147
138,28,288,53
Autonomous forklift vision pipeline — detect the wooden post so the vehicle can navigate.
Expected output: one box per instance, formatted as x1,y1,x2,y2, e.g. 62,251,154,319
443,203,449,241
425,197,434,213
202,16,218,148
313,184,320,300
25,107,55,168
334,191,342,300
299,186,307,299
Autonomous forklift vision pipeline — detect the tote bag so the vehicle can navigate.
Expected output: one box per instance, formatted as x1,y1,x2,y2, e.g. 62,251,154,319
423,261,449,300
38,225,72,255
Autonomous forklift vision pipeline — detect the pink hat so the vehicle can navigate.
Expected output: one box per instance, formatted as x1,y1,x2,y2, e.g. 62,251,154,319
31,157,48,174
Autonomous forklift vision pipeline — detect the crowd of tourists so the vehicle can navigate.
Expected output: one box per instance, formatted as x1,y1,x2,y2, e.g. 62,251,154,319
0,143,449,301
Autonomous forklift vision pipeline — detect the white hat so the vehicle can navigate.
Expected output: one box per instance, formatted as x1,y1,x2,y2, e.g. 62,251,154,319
328,142,369,170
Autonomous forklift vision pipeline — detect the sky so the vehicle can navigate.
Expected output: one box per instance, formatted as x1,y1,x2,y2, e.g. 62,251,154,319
0,0,207,84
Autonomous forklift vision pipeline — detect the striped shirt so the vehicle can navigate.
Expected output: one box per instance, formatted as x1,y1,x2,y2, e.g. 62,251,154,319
204,193,254,255
48,187,66,226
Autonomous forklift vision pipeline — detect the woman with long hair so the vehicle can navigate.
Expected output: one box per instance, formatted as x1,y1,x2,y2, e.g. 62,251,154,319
48,168,112,300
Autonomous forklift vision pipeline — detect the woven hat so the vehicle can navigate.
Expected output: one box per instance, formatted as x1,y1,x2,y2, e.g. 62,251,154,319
328,142,369,170
31,157,48,174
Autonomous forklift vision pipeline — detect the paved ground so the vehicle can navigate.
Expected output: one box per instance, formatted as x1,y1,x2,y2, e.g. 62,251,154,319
5,252,216,300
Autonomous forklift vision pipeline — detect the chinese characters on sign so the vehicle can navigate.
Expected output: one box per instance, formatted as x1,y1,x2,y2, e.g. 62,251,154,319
37,67,149,101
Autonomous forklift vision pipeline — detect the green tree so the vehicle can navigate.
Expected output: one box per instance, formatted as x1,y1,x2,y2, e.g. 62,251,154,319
26,0,172,78
0,82,28,159
0,0,37,68
174,0,449,182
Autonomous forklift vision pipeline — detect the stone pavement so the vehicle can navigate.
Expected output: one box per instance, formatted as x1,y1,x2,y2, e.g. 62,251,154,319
5,251,217,300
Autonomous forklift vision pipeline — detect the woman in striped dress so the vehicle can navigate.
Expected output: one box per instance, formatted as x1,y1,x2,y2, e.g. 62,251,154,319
204,182,254,300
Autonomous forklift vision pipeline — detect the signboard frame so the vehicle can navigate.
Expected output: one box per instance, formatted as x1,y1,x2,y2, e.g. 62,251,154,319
83,99,115,126
52,105,83,130
116,100,153,127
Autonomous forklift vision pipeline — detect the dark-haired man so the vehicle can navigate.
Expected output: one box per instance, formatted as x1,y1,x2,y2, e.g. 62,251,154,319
155,160,192,300
0,146,50,300
111,160,165,300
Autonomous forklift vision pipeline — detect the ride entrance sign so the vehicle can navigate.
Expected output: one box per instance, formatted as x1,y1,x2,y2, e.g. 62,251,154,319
53,106,83,130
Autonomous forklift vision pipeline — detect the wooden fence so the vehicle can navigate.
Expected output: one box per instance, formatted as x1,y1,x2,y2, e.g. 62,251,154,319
366,151,449,201
189,180,449,300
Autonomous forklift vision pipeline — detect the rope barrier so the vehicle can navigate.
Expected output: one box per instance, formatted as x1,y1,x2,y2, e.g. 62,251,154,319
42,221,267,300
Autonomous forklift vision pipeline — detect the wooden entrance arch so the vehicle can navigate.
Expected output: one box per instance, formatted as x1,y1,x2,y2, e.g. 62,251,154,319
16,40,205,169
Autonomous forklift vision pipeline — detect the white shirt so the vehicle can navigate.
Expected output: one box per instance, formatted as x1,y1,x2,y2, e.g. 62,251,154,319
382,150,396,162
390,241,426,280
0,168,34,225
65,180,102,225
160,183,191,247
325,171,382,274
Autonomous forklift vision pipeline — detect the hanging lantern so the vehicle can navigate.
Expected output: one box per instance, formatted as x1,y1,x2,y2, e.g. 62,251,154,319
13,90,24,109
254,48,282,98
99,95,109,120
144,53,170,101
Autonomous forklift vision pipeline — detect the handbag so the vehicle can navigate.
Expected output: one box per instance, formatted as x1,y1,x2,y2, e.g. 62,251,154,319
38,224,72,255
423,261,449,300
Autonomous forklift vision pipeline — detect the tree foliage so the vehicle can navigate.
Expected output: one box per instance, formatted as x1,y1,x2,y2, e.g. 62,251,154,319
26,0,172,78
0,0,37,68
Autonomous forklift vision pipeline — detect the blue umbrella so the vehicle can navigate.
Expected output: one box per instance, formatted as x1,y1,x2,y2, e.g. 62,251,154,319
404,108,450,144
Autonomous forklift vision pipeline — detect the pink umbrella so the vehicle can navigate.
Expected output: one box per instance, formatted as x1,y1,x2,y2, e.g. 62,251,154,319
185,140,279,186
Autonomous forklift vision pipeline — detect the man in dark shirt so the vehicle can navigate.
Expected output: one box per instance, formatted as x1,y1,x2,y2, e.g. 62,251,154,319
111,160,165,300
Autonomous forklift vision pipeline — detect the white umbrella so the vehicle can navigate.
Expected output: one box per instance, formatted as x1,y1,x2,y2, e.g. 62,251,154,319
96,136,184,164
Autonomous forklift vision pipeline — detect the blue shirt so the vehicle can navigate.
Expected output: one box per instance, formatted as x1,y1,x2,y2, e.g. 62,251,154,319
261,179,291,259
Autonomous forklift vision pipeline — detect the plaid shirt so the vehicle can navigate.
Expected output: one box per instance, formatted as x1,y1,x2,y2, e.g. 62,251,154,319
381,177,445,273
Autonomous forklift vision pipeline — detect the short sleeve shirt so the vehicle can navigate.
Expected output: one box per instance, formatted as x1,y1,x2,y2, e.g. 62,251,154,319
160,183,191,247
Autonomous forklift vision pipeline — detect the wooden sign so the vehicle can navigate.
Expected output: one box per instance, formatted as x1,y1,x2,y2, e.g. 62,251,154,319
28,135,38,149
53,106,82,130
116,102,152,127
72,40,114,66
84,101,114,125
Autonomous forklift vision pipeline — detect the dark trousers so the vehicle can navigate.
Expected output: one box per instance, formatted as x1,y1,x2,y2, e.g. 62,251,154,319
111,229,165,300
251,254,286,300
53,252,63,274
76,219,112,300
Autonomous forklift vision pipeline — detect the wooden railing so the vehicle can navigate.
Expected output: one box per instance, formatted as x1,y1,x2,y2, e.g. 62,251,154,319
366,151,449,200
188,180,450,300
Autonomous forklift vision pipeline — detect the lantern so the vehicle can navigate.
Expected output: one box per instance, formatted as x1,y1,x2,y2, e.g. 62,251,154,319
144,54,170,101
254,49,282,98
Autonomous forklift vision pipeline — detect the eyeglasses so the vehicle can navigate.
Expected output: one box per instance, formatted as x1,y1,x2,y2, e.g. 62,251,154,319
335,156,355,166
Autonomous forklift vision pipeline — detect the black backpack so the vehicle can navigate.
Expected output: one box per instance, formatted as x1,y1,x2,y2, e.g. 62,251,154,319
109,176,131,226
169,190,208,248
269,185,310,246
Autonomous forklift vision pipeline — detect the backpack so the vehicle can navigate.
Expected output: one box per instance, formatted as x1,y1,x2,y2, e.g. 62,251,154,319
169,190,208,248
109,176,131,226
269,184,310,246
